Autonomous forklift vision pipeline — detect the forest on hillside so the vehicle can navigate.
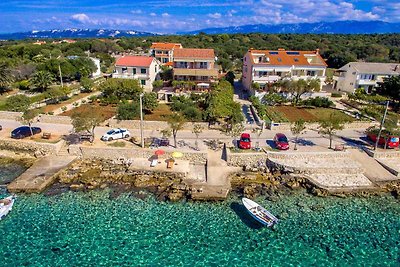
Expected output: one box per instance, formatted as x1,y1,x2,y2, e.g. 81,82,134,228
0,33,399,79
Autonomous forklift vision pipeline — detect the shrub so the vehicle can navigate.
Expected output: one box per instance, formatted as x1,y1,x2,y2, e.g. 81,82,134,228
182,106,202,121
117,101,139,120
302,97,334,108
107,141,126,147
61,106,67,112
331,92,342,97
15,80,31,90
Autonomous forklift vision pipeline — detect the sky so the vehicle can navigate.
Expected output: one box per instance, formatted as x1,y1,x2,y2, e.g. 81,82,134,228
0,0,399,33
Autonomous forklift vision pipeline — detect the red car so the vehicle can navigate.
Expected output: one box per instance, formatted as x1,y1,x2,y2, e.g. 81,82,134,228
239,133,251,149
274,133,289,150
367,130,399,149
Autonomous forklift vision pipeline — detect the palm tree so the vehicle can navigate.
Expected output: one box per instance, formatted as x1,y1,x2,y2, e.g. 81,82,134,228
0,63,14,92
30,71,54,92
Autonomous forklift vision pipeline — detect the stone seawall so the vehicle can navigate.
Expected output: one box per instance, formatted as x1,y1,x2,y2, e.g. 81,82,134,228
0,138,64,156
268,121,377,131
68,145,207,164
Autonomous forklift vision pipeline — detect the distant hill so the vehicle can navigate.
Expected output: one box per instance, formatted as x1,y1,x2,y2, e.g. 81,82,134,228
0,29,159,40
180,21,400,35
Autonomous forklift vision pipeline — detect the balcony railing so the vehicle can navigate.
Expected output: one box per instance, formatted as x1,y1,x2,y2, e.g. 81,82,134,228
112,73,149,79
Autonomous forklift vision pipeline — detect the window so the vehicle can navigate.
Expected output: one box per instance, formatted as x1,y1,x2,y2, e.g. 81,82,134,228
133,68,136,74
141,68,146,74
307,71,316,76
122,67,127,73
141,80,146,86
294,58,299,62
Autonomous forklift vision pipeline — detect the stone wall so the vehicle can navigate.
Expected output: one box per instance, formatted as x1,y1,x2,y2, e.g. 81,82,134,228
103,119,209,131
38,115,72,124
0,111,22,120
267,121,376,131
68,145,207,164
0,137,64,156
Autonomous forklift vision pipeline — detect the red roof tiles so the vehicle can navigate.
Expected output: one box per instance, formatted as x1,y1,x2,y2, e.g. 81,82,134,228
115,56,154,67
248,49,327,67
174,48,215,59
150,42,182,50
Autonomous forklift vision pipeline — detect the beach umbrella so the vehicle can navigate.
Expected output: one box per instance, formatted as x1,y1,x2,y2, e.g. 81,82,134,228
171,151,183,158
154,149,165,156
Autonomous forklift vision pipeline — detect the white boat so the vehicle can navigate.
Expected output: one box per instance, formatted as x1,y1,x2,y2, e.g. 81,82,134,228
0,195,15,220
242,198,278,227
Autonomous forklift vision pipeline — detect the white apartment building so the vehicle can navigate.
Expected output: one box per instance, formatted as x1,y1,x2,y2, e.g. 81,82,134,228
112,56,161,92
333,62,400,93
242,49,327,96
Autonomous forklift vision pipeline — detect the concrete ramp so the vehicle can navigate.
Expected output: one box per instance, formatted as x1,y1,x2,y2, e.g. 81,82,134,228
8,156,76,193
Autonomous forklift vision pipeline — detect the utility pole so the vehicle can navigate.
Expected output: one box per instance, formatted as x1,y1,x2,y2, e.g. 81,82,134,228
374,100,389,151
139,93,144,148
58,64,63,88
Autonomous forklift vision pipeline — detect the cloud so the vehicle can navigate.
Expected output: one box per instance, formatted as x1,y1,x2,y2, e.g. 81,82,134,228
162,13,170,17
150,12,156,16
130,10,142,14
71,13,91,23
208,13,222,19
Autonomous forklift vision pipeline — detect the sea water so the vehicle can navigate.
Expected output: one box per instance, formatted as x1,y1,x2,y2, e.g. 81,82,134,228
0,163,399,266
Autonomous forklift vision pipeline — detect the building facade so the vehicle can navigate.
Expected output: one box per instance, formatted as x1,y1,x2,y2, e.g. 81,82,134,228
150,42,182,65
333,62,400,93
112,56,161,92
172,48,219,89
242,49,327,95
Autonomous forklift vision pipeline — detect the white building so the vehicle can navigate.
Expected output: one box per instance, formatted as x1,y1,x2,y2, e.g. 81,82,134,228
242,48,327,96
150,42,182,65
112,56,161,92
89,57,101,78
333,62,400,93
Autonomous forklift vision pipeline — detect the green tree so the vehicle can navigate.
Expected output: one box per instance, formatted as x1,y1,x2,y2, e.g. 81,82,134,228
117,101,140,120
192,123,204,150
80,77,94,92
378,76,400,109
0,63,14,92
318,114,346,149
142,92,158,112
152,80,163,89
5,95,31,112
167,113,186,148
30,70,54,92
224,71,235,85
20,109,39,136
71,107,104,143
290,119,306,150
99,78,142,100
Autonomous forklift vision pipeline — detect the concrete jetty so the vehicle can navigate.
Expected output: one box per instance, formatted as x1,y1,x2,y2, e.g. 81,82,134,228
8,156,76,193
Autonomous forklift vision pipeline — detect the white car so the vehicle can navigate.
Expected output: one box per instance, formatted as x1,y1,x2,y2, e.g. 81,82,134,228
101,128,131,141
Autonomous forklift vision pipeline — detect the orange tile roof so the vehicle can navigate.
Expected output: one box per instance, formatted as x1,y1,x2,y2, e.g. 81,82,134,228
150,42,182,50
115,56,154,67
165,62,174,67
248,49,327,67
174,48,215,59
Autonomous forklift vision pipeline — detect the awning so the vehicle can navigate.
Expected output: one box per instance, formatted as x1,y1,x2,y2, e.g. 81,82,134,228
197,83,210,87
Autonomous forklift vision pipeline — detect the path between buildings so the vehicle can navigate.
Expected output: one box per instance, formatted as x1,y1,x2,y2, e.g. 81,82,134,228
349,148,398,183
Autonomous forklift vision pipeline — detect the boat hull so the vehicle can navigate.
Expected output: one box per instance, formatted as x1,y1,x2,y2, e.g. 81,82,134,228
0,196,15,220
242,198,278,227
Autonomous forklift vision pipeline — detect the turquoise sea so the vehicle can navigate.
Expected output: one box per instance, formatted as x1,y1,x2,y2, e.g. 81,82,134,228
1,162,400,266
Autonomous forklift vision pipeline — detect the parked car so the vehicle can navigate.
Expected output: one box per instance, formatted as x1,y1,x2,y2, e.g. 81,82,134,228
11,126,41,139
101,128,131,141
274,133,289,150
239,133,251,149
366,127,399,149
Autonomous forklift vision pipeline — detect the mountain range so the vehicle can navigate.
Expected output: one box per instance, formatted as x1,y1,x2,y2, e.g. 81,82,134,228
0,21,399,40
0,29,159,40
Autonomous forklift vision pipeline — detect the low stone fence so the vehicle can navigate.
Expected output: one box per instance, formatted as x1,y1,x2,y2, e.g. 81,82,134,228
68,145,207,164
38,114,72,124
267,121,376,131
103,119,209,131
0,111,22,120
0,137,64,156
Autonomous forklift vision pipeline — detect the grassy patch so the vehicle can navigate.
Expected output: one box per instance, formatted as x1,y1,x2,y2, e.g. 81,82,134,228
30,136,62,144
39,92,92,113
61,102,117,120
107,141,126,147
266,106,354,123
144,104,173,121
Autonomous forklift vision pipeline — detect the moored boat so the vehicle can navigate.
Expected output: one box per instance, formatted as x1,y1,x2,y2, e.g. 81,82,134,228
242,198,278,227
0,195,16,220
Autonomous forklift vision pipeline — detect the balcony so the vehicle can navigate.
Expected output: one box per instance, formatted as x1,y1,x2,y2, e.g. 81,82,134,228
252,75,280,82
357,79,377,85
173,68,218,77
112,72,149,79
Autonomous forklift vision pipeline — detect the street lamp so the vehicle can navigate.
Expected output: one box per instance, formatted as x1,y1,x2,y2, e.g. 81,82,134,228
374,100,389,151
139,93,144,148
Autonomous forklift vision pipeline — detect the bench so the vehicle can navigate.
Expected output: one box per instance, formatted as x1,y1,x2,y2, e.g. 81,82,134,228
42,132,51,139
334,144,346,151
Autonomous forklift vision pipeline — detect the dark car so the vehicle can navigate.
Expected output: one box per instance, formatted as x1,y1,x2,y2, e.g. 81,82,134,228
239,133,251,149
11,126,41,139
274,133,289,150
